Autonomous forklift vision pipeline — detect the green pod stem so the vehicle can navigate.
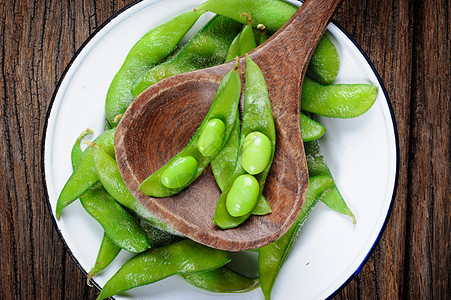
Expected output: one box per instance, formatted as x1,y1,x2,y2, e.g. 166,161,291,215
239,13,257,55
131,15,242,97
194,0,340,83
71,128,93,169
301,76,378,118
180,266,259,293
90,143,182,236
56,128,116,219
211,116,271,216
139,66,241,197
300,113,326,142
214,55,276,229
96,239,230,300
105,10,204,126
258,175,335,300
304,140,356,223
87,233,121,286
80,184,150,253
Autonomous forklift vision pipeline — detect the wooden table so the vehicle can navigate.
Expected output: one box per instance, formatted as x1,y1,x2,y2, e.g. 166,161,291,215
0,0,449,299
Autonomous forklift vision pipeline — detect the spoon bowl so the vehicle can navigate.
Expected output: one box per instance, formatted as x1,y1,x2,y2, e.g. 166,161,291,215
115,0,343,251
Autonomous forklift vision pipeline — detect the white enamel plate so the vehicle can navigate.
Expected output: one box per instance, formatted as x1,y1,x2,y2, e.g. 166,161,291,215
42,0,398,299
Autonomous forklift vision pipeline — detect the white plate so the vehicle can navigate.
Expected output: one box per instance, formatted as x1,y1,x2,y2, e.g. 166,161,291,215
42,0,398,299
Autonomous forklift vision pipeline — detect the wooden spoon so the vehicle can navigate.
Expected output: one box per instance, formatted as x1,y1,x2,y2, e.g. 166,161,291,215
115,0,343,251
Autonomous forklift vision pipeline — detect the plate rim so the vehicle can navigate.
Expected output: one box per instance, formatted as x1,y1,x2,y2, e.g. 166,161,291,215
40,0,400,298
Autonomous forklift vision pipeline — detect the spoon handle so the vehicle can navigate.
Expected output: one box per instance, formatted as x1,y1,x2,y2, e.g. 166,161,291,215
250,0,343,90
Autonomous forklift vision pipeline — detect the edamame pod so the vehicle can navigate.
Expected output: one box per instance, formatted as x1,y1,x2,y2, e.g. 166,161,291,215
105,10,204,126
90,143,182,236
300,113,326,141
304,140,356,223
139,64,241,197
71,128,93,169
96,240,230,300
239,12,257,55
56,128,116,219
194,0,340,83
180,266,259,293
87,233,121,286
131,16,242,97
258,175,335,300
301,76,378,118
214,54,276,229
79,184,150,253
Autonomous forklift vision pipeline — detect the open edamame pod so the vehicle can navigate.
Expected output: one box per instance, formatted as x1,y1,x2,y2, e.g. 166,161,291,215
139,62,241,197
105,10,204,126
96,239,230,300
301,76,378,118
55,128,116,219
214,54,276,229
131,16,242,97
194,0,340,83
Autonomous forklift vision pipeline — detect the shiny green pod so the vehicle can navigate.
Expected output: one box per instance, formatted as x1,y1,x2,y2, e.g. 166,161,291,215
90,143,182,236
304,140,356,223
300,113,326,141
180,266,259,293
131,16,242,97
194,0,340,83
87,233,121,286
214,54,276,229
258,175,335,300
96,240,230,300
56,128,116,219
226,174,260,217
301,76,378,118
105,10,204,126
198,118,226,157
79,184,150,253
239,12,257,55
139,65,241,197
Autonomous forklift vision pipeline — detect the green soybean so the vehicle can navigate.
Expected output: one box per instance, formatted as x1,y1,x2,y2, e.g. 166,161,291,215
131,16,242,97
96,240,230,300
301,76,378,118
198,118,226,157
226,174,260,217
105,10,204,126
139,64,241,197
241,131,272,175
161,156,198,189
238,12,257,55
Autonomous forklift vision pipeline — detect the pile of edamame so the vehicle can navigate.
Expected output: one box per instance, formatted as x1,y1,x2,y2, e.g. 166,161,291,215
56,0,377,299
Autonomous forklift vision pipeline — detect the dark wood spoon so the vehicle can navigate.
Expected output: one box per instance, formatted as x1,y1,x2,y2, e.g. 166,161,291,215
115,0,343,251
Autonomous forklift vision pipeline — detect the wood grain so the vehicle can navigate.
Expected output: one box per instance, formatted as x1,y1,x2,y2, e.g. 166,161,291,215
0,0,449,299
